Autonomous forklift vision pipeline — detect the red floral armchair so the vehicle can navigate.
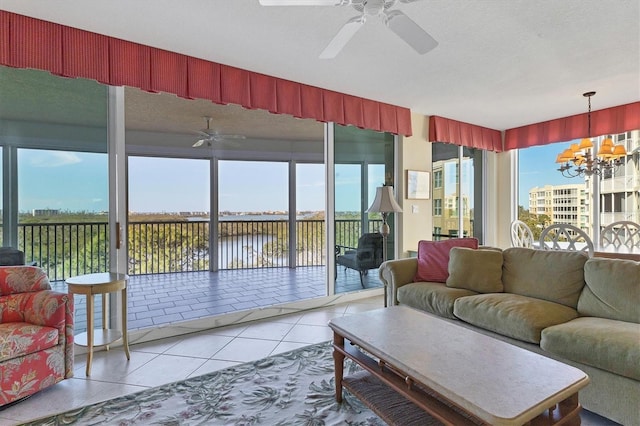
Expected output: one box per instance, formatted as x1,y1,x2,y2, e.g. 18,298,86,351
0,265,74,406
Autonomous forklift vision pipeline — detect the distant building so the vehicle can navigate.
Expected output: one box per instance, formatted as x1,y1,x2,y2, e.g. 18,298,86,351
528,183,589,231
32,209,60,216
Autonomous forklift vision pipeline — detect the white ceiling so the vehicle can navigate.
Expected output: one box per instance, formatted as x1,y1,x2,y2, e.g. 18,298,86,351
1,0,639,133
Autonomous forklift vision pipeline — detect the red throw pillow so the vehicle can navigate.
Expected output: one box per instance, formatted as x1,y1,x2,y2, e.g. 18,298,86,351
414,238,479,283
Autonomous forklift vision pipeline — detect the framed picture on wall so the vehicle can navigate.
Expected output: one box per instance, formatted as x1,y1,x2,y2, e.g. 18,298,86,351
406,170,430,199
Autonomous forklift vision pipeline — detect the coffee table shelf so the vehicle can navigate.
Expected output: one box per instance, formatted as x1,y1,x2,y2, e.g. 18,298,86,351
337,338,477,425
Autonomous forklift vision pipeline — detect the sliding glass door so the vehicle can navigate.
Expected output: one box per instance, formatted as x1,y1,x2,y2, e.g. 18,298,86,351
432,143,483,242
333,124,395,295
0,65,109,280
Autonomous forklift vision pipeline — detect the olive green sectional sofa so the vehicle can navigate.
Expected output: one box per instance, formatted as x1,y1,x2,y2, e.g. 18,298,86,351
379,246,640,425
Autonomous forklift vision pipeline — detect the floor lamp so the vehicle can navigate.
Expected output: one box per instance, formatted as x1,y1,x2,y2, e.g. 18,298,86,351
367,186,403,307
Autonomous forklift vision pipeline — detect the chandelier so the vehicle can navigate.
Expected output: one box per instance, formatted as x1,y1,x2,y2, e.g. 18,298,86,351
556,91,627,178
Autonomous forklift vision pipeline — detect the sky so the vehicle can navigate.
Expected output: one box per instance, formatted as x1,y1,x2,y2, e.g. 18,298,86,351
517,141,579,207
18,150,109,213
12,143,579,214
13,152,382,213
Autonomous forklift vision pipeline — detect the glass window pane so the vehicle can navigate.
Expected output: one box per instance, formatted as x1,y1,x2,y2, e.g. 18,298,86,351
334,125,394,295
296,163,325,267
218,160,288,269
518,130,640,249
127,156,210,274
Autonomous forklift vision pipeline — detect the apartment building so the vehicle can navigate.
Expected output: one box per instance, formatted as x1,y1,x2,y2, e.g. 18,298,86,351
432,159,472,239
529,183,589,231
600,130,640,224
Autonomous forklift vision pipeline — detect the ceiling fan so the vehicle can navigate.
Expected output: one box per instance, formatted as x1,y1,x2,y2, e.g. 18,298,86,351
258,0,438,59
192,116,246,147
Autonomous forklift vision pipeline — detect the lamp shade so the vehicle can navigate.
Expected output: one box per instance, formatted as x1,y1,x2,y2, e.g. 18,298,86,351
367,186,403,213
612,144,627,158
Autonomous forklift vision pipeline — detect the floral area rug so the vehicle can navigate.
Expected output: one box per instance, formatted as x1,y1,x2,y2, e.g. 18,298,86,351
23,341,409,426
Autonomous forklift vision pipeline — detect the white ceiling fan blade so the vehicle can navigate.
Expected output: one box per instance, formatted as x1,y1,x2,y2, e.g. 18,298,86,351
385,10,438,54
259,0,348,5
192,139,206,148
319,16,364,59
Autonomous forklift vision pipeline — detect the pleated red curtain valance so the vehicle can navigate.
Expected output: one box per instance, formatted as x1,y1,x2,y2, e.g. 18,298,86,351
0,11,412,136
504,101,640,150
428,116,503,152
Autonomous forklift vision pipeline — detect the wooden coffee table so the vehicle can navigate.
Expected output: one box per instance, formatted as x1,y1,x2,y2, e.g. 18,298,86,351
328,306,590,426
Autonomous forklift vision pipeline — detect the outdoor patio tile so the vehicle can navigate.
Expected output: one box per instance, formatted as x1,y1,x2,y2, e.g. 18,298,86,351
207,305,237,315
153,313,183,324
128,318,155,329
147,301,177,310
70,268,383,335
231,301,259,310
180,308,212,320
134,309,166,320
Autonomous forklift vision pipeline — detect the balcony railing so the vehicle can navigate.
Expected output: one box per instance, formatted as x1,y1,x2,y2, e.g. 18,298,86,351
19,222,109,281
9,218,381,281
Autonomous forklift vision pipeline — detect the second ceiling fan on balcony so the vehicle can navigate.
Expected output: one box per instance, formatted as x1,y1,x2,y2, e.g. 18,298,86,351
258,0,438,59
192,116,246,148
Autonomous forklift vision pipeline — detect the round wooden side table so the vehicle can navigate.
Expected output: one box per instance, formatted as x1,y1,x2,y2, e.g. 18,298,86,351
66,272,130,376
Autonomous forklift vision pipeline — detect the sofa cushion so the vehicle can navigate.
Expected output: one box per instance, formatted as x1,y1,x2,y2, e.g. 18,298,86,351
446,247,503,293
0,322,59,362
397,282,477,319
413,238,479,283
453,293,579,344
0,266,51,296
541,317,640,381
578,258,640,323
501,247,587,308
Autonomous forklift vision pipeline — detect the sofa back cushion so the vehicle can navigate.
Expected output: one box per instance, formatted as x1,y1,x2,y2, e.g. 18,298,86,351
578,258,640,323
0,266,51,296
502,247,587,308
414,238,479,283
446,247,504,293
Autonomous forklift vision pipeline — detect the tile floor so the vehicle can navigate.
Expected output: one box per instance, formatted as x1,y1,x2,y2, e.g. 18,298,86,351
0,295,620,425
51,265,382,332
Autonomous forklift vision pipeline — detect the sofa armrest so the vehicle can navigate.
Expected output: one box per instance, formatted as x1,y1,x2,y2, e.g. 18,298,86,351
379,258,418,306
24,290,75,378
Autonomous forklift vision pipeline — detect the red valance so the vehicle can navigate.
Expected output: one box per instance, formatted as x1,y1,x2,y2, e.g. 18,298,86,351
0,10,412,136
428,116,503,152
504,102,640,150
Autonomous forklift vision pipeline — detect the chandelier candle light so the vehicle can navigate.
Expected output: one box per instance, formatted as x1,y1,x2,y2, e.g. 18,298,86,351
367,186,403,263
556,91,627,178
